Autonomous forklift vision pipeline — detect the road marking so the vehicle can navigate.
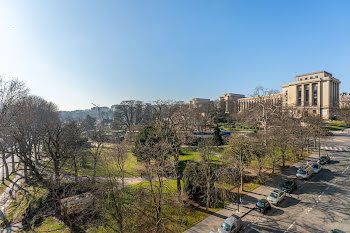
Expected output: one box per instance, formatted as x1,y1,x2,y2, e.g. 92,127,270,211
325,187,330,191
284,221,295,232
342,166,349,174
318,194,322,199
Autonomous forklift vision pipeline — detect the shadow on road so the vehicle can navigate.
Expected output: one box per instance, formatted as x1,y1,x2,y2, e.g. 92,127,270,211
264,207,284,217
278,196,300,208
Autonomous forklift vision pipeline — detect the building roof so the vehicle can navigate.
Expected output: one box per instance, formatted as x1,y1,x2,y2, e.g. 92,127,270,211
296,71,332,77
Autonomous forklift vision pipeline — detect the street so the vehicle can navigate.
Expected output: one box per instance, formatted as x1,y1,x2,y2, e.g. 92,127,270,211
243,129,350,232
185,129,350,233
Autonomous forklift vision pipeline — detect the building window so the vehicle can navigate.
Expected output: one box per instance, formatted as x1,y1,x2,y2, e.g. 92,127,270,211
305,78,308,80
310,76,313,79
313,85,317,105
285,90,288,101
313,110,317,114
297,110,301,114
315,75,318,78
300,78,303,81
305,87,309,105
298,87,302,106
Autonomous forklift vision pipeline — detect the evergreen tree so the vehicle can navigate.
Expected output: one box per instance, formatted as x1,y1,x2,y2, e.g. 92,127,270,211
212,125,223,146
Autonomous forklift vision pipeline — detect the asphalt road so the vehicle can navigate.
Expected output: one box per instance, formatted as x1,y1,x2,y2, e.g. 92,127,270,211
242,129,350,233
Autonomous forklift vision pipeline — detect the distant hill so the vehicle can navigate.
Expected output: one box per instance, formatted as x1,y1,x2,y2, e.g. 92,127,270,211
59,106,114,121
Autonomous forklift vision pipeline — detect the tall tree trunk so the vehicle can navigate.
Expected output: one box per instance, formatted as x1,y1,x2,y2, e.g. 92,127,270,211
3,153,9,180
281,147,287,167
174,151,181,202
23,163,28,183
73,156,78,182
11,152,15,173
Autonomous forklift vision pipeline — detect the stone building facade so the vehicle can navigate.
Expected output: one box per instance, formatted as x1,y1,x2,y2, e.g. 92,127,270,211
221,71,341,120
218,93,245,114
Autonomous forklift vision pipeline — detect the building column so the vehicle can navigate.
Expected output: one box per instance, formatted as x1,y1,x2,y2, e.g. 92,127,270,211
301,84,305,106
317,81,321,108
309,83,313,107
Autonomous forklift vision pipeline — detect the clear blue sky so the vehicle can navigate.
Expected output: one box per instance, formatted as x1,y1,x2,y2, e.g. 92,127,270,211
1,0,349,110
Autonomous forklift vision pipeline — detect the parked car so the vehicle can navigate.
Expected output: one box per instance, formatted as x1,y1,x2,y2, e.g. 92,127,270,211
255,199,271,213
267,189,286,206
312,163,323,173
281,180,297,193
296,165,313,179
218,214,242,233
318,155,331,165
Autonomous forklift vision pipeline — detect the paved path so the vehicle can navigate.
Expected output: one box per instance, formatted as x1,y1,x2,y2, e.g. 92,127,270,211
184,129,350,233
0,172,24,233
0,155,19,183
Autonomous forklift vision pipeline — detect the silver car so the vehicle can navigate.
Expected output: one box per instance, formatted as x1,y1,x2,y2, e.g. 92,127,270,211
296,165,313,179
267,189,286,206
312,163,322,174
218,214,242,233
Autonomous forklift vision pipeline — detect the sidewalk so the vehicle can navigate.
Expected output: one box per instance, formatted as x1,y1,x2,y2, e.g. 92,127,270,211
184,152,320,233
0,171,24,232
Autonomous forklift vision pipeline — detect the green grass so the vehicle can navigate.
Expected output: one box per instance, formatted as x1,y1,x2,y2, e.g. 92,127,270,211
31,217,70,233
329,120,348,130
2,186,48,225
0,173,17,196
59,149,141,178
178,149,221,174
124,179,221,232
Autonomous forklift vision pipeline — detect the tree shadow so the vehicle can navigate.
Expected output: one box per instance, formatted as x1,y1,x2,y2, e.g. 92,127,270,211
329,160,340,165
278,196,300,208
264,207,284,217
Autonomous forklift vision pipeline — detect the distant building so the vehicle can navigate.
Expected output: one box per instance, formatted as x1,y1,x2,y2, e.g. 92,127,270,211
225,71,341,120
281,71,340,119
189,98,211,108
340,92,350,109
218,93,245,114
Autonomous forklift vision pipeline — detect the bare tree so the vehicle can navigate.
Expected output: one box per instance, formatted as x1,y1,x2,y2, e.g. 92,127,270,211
198,139,216,211
113,100,153,129
225,134,250,191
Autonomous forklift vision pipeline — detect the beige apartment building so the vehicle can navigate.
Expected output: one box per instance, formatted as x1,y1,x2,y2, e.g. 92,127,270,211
221,71,341,120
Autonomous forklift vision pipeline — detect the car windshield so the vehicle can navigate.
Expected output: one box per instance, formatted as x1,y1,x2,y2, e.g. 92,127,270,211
297,169,306,174
320,157,326,160
312,164,318,168
256,201,265,207
221,222,231,231
269,192,278,198
283,183,291,188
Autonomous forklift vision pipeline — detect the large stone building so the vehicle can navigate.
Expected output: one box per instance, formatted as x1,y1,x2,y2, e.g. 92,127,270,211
218,93,245,113
221,71,341,120
189,98,211,108
281,71,340,119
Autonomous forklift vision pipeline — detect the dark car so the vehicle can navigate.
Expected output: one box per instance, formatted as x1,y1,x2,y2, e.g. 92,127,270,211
317,155,331,165
281,180,297,193
255,199,271,213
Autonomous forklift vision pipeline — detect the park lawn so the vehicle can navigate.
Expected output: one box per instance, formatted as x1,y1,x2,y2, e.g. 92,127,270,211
2,185,48,225
60,149,141,178
329,120,347,130
0,173,17,196
178,149,222,174
126,179,222,232
30,217,70,233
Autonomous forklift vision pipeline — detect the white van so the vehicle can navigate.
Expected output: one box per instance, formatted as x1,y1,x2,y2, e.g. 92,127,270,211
296,165,313,179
